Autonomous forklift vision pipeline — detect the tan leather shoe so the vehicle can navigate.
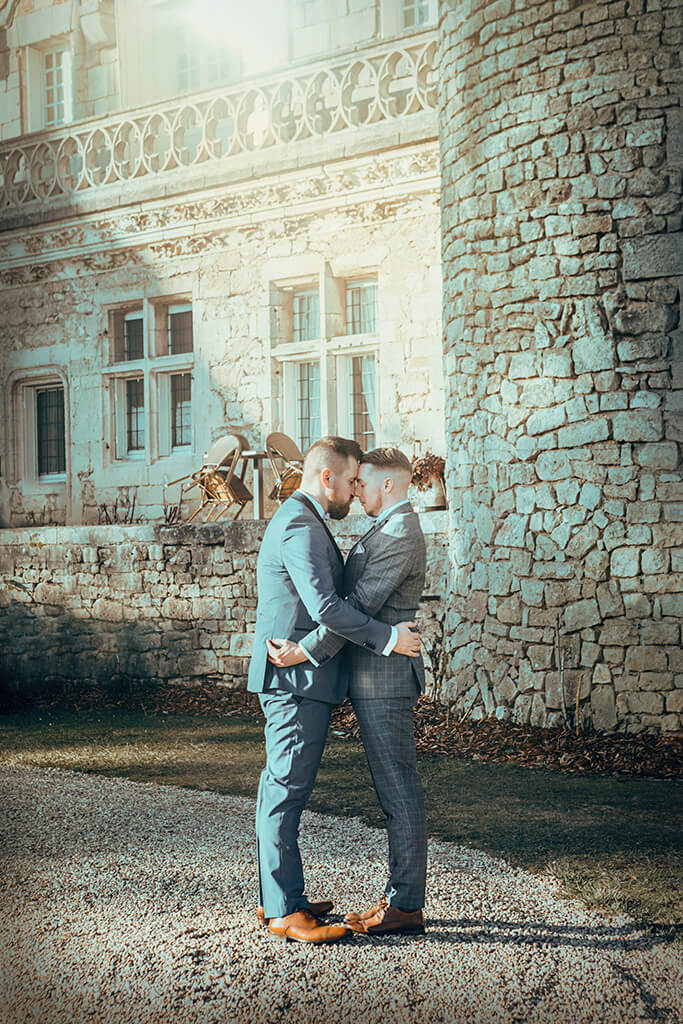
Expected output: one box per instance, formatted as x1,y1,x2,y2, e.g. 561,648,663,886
257,899,334,928
347,903,425,935
268,910,348,944
344,894,387,925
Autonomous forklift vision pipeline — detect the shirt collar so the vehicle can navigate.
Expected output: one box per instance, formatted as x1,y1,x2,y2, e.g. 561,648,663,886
296,489,328,522
376,498,411,524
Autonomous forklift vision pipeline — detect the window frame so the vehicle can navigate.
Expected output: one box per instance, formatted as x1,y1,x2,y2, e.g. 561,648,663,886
10,370,70,491
270,270,380,452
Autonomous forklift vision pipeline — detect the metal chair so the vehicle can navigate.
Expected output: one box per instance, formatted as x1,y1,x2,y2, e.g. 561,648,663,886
265,431,304,503
168,434,253,522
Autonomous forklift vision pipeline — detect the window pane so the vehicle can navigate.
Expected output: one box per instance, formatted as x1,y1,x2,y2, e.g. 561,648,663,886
124,316,144,360
351,355,376,449
402,0,429,28
346,282,377,334
296,361,321,452
293,290,320,342
37,388,66,475
43,50,66,127
171,373,192,447
169,309,193,354
126,378,145,452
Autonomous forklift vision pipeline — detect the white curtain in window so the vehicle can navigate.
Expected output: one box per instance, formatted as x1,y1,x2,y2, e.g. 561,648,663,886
361,355,376,433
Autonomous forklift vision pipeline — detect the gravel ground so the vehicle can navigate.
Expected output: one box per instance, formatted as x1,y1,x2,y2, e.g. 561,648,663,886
0,765,680,1024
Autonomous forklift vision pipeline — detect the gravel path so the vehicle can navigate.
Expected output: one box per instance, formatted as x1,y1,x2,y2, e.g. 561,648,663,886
0,765,680,1024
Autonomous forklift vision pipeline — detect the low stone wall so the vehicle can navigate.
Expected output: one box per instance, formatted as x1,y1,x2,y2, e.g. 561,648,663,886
0,515,448,699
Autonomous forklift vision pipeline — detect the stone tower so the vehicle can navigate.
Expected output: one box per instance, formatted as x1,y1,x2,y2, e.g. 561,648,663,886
438,0,682,733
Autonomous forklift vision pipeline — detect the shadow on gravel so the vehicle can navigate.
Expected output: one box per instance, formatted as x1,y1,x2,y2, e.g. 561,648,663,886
344,918,679,953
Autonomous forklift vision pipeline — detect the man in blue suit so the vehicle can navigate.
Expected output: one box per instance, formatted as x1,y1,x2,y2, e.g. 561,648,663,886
247,436,421,945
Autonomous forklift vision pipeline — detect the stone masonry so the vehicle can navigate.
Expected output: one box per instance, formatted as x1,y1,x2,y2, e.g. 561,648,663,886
438,0,682,734
0,515,448,700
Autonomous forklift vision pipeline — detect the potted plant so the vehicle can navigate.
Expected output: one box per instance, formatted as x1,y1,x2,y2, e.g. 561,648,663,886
411,451,447,510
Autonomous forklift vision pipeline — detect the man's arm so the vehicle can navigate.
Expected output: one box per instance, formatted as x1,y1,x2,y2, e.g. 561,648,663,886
280,519,395,653
299,527,416,665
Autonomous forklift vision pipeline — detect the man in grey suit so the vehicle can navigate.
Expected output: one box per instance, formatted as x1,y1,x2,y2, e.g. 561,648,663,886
268,447,428,937
248,437,422,945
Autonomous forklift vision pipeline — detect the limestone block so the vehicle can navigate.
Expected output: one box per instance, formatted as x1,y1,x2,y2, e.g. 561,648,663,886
545,673,562,711
591,685,617,731
623,593,652,618
488,562,513,596
495,514,528,548
661,594,683,618
666,690,683,714
508,352,539,379
527,406,566,435
557,419,609,448
627,692,664,715
530,693,547,728
613,411,663,442
564,598,601,632
528,645,553,670
229,634,254,656
610,547,640,577
555,480,580,505
161,597,194,620
177,651,219,676
592,663,611,686
542,350,573,377
545,581,581,607
566,524,599,560
91,598,124,622
596,581,625,618
578,483,601,510
536,451,572,481
512,693,533,724
641,548,669,575
496,595,522,624
581,642,601,667
627,501,661,525
515,484,555,513
33,582,63,605
625,646,667,672
192,597,224,620
520,578,544,606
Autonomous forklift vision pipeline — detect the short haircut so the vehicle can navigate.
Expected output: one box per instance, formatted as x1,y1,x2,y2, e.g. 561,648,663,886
360,446,412,475
303,436,363,474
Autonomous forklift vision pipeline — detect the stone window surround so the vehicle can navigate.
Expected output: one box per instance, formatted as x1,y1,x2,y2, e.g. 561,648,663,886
102,295,195,468
24,37,74,133
267,259,381,447
6,366,70,496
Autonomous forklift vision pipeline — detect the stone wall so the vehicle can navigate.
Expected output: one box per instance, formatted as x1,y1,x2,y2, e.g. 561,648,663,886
0,514,448,698
438,0,682,734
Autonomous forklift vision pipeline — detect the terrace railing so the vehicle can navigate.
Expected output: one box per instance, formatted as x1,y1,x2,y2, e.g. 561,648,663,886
0,31,437,215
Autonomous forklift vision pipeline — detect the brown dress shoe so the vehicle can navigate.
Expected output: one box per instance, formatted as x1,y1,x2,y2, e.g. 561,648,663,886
257,899,334,927
344,894,387,925
268,910,348,944
347,903,425,936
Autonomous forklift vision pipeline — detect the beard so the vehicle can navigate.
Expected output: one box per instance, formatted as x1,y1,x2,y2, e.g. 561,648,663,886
327,497,352,520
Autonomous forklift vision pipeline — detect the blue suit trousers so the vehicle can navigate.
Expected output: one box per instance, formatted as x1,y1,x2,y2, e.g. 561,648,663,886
256,691,332,918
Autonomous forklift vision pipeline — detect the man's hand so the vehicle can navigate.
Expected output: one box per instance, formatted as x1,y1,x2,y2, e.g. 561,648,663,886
267,638,308,667
394,621,421,657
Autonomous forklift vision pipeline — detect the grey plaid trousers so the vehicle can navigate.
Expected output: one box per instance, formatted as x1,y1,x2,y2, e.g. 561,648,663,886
353,693,427,911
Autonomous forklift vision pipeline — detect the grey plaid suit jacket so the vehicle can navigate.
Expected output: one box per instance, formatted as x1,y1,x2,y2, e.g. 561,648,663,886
301,502,426,699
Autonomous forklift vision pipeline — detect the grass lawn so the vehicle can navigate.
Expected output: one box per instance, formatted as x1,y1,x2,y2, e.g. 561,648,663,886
0,709,680,939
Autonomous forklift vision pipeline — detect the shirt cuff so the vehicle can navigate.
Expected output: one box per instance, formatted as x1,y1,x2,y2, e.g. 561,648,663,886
382,626,398,657
298,639,320,668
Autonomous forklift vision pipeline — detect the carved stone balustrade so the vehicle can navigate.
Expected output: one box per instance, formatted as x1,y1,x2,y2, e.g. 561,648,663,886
0,31,437,227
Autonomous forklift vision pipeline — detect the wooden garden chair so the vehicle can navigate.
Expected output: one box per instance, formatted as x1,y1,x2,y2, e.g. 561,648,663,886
265,431,304,503
168,434,253,522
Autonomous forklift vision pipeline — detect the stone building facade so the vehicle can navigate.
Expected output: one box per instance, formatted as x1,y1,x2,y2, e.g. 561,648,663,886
0,0,444,526
439,0,682,734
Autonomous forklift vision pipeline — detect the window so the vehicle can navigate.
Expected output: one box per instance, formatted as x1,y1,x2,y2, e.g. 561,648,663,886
346,281,378,335
43,50,68,126
171,373,192,447
111,310,144,362
26,44,73,132
168,304,193,354
402,0,431,28
126,378,145,453
36,387,66,475
296,362,321,452
176,29,235,93
15,377,68,484
271,272,379,452
105,299,194,462
293,290,320,342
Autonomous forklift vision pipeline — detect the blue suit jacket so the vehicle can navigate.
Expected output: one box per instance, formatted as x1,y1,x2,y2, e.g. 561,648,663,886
247,491,393,704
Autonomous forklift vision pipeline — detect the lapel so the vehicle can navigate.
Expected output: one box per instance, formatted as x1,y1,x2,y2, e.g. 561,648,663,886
349,502,414,557
290,491,344,567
